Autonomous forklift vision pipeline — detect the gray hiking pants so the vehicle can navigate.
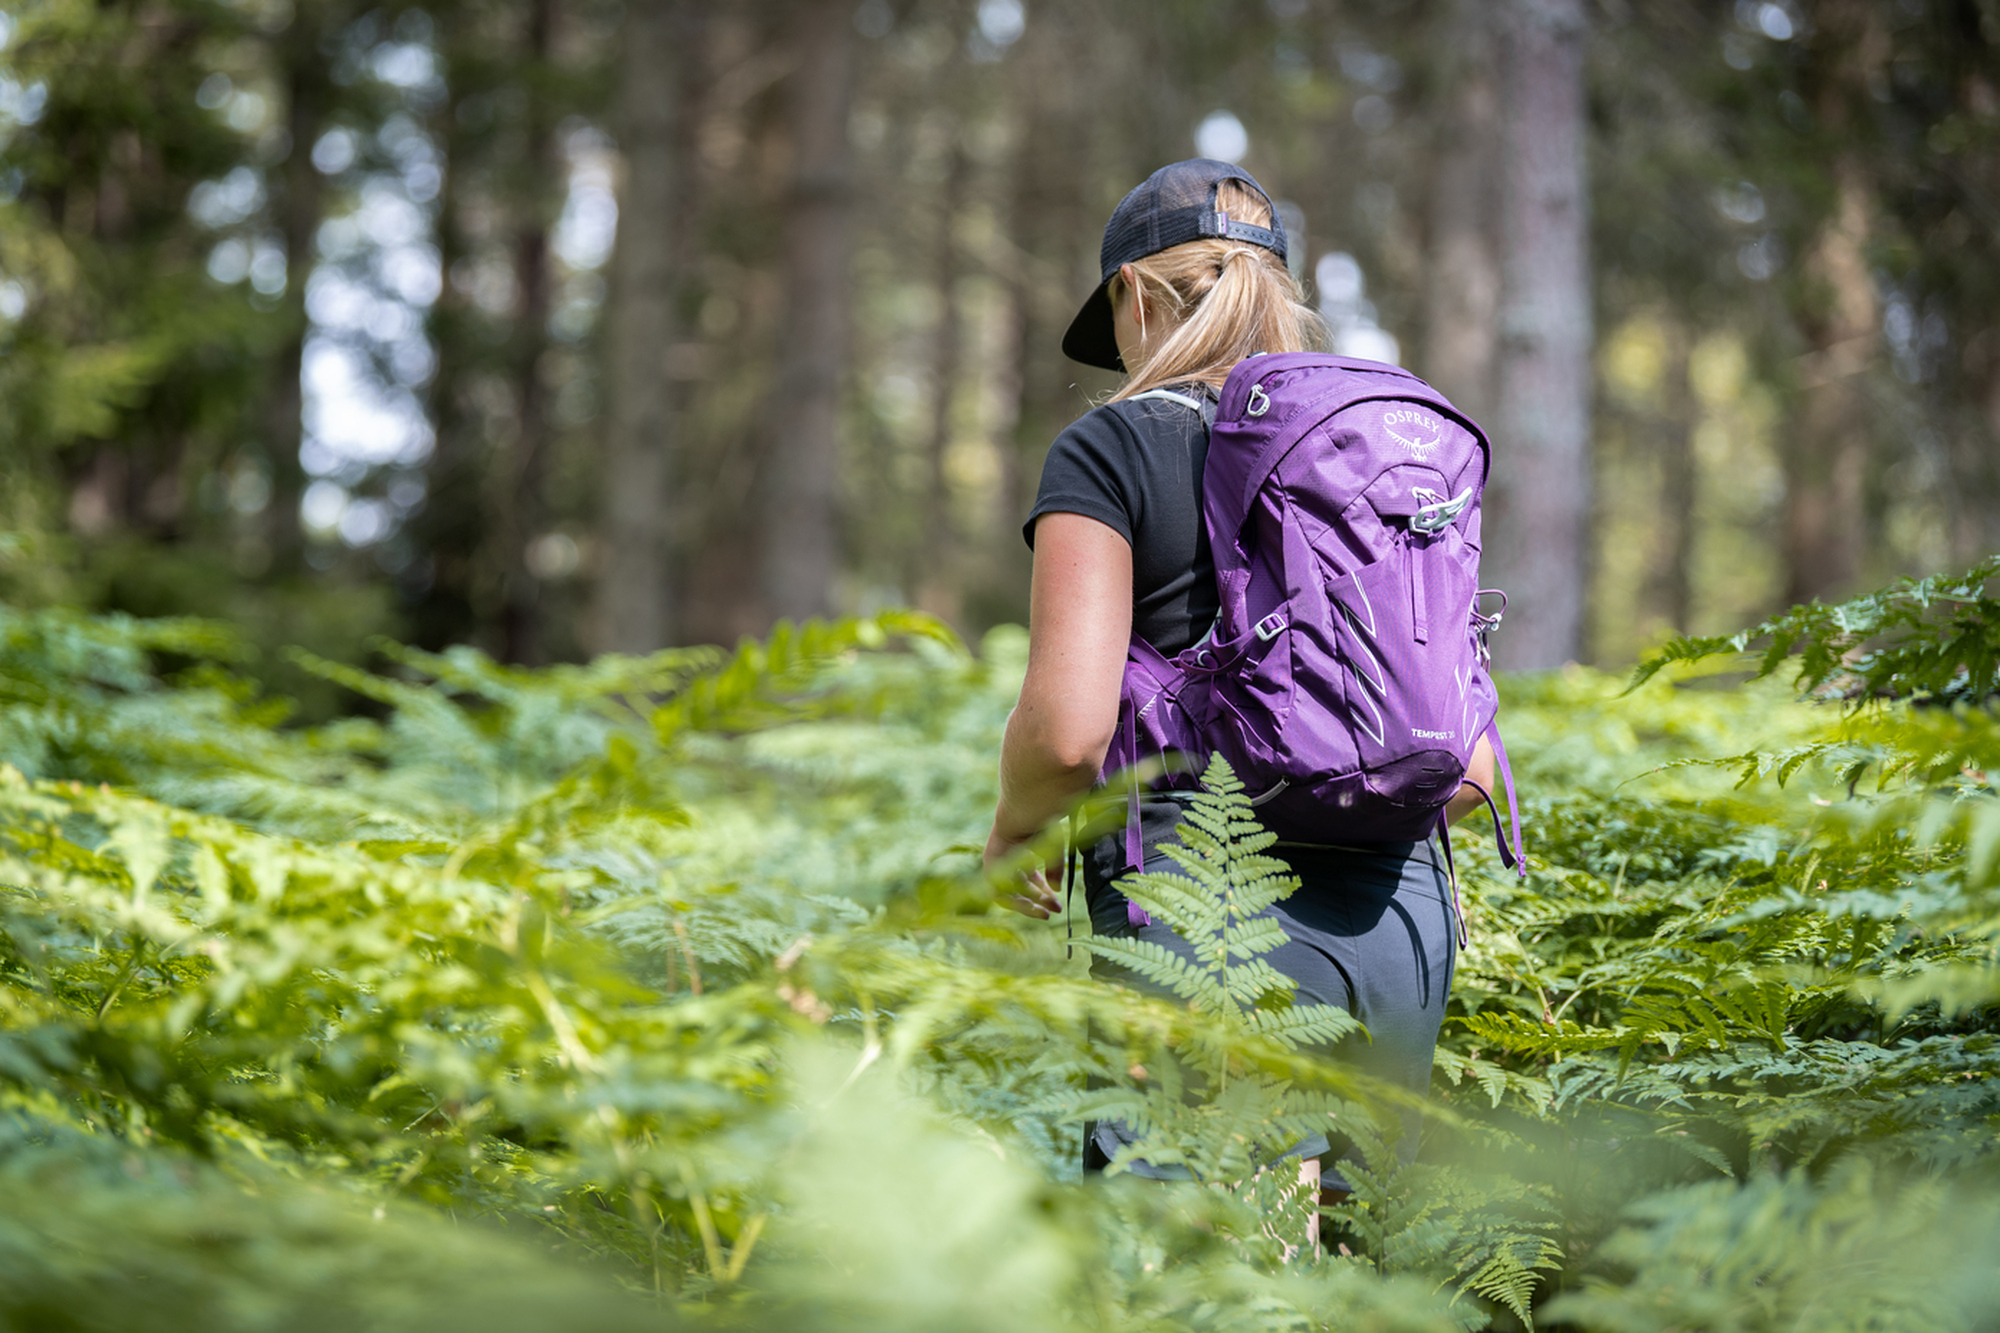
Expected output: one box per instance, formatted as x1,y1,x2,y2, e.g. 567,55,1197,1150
1078,794,1458,1189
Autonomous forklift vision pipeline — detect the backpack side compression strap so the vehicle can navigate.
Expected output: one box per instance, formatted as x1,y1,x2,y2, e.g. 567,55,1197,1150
1482,718,1526,876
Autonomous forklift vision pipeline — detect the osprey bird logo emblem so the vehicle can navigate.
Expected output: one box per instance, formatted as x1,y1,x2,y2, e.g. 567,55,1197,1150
1382,409,1446,463
1386,425,1442,462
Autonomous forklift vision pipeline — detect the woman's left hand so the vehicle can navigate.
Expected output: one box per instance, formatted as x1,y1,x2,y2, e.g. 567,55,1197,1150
984,824,1061,918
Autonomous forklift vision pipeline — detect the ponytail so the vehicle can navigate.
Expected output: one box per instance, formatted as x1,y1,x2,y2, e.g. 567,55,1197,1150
1108,181,1325,402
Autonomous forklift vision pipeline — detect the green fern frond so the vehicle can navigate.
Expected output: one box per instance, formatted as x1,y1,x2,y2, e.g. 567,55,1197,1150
1086,755,1304,1028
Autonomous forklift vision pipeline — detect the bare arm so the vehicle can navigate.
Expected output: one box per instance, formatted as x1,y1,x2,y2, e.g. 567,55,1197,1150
1444,733,1497,826
984,514,1132,915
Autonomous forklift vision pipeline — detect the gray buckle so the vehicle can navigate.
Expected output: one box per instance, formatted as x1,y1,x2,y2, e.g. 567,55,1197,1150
1254,612,1286,642
1409,487,1472,535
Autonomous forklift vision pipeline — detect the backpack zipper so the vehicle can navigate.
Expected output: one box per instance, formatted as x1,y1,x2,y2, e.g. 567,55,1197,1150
1410,534,1430,644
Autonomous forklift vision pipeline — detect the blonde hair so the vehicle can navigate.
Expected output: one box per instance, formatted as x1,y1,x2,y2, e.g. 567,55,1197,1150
1107,180,1325,402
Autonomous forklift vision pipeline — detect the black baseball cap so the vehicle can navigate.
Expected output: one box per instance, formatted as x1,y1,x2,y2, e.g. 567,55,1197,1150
1061,158,1288,372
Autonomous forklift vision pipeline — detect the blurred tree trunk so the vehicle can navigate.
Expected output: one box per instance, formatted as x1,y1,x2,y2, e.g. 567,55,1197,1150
25,5,277,560
759,0,855,623
262,7,335,576
672,9,786,645
1784,157,1876,605
1782,0,1885,606
1422,0,1501,426
1002,104,1065,540
1953,352,2000,565
915,136,967,623
597,0,697,653
1936,21,2000,568
1487,0,1592,668
415,25,481,651
496,0,559,664
1653,323,1697,633
994,7,1106,626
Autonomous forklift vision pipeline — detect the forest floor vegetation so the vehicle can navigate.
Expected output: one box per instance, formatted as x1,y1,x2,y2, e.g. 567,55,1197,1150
1,561,1998,1331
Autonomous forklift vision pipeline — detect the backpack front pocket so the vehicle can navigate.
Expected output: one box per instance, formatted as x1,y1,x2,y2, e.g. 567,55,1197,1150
1323,531,1479,808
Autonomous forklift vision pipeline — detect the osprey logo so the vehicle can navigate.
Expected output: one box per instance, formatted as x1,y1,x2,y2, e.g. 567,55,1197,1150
1383,409,1444,463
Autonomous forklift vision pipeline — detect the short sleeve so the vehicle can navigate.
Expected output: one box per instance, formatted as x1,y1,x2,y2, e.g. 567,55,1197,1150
1024,408,1143,549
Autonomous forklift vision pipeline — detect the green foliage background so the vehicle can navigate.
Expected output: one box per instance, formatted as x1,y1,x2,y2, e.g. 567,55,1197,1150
2,563,1998,1330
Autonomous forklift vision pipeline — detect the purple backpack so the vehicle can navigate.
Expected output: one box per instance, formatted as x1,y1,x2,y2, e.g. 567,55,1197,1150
1104,352,1524,910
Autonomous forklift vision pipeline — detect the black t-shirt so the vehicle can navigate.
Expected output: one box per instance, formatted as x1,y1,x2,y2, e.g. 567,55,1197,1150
1023,392,1219,655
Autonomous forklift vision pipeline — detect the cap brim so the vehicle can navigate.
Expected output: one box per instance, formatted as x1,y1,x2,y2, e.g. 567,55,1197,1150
1061,274,1124,372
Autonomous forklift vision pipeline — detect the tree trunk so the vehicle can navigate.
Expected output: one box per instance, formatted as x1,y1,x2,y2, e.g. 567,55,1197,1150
264,12,332,574
1422,0,1501,426
915,137,968,623
1781,0,1886,606
1653,322,1697,633
1784,156,1875,605
1487,0,1593,669
1939,32,2000,569
992,6,1105,627
414,28,479,651
596,0,696,653
759,0,855,623
497,0,559,664
1949,347,2000,566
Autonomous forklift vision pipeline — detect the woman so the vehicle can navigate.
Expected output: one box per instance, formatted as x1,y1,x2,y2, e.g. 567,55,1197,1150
982,159,1495,1195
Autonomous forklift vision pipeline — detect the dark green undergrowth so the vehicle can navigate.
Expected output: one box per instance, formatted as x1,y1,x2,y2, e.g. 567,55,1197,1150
0,558,1996,1330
